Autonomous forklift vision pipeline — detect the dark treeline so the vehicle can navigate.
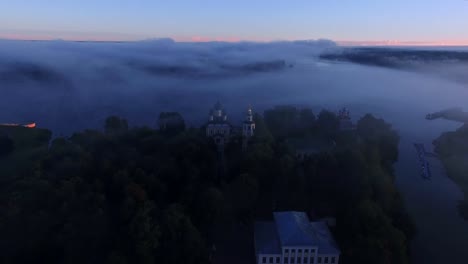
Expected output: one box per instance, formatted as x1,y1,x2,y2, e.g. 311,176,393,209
434,124,468,220
321,48,468,67
0,106,414,264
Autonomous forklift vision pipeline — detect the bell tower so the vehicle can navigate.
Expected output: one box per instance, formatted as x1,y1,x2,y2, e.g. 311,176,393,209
242,106,255,138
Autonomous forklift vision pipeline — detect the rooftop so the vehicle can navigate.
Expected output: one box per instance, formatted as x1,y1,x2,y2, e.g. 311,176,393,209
274,211,317,247
255,211,340,256
213,101,224,111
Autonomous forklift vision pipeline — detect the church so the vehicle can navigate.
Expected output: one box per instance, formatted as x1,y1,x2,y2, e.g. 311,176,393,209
206,101,255,147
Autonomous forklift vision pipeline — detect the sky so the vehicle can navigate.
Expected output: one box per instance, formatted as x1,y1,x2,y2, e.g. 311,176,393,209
1,0,468,45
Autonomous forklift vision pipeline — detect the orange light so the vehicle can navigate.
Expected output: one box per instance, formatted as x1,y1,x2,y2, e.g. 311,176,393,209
23,123,36,128
0,122,36,128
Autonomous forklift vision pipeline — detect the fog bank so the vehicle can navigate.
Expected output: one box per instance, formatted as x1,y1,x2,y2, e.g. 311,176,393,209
0,39,467,136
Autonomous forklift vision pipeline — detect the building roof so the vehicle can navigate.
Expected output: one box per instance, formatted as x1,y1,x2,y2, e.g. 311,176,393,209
255,221,282,255
274,211,317,246
214,101,223,111
254,211,340,255
309,221,341,255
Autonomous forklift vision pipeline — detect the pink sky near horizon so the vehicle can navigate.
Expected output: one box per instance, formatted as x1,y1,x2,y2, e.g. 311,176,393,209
1,31,468,46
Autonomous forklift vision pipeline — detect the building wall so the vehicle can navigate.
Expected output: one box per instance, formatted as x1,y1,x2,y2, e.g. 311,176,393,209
256,248,339,264
315,254,339,264
281,247,318,264
206,124,231,137
257,248,342,264
243,123,255,137
258,254,282,264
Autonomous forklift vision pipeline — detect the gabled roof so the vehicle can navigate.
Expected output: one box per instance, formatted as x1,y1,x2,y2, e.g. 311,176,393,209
255,212,340,256
213,101,224,111
274,211,316,246
273,211,340,254
309,221,341,255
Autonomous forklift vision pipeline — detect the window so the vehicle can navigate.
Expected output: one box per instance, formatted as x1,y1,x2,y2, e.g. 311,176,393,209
285,249,289,253
325,257,328,263
292,249,296,254
298,249,302,253
310,257,314,264
318,257,322,263
276,257,280,263
297,257,301,263
270,257,274,263
263,257,267,263
284,257,288,264
331,257,335,263
303,257,307,263
304,249,309,254
291,257,295,264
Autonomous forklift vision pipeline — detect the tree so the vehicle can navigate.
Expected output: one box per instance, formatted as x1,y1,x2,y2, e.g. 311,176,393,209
357,114,399,165
0,134,14,157
253,113,274,143
129,201,160,264
299,108,316,132
317,110,339,136
264,106,299,138
158,112,186,135
225,173,258,222
160,204,207,264
191,186,224,235
105,116,129,135
0,110,413,264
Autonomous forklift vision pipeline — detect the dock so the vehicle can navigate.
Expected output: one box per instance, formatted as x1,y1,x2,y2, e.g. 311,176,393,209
414,143,432,180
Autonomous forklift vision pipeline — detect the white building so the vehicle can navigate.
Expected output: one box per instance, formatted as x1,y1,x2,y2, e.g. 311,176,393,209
206,102,256,148
254,211,340,264
243,106,256,138
206,101,231,146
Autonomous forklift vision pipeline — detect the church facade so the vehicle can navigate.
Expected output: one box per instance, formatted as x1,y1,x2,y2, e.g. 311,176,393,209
206,102,255,147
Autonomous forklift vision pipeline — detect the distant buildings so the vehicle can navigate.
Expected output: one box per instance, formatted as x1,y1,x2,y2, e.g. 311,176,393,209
254,211,340,264
206,101,255,147
206,101,232,146
243,106,256,138
158,112,185,133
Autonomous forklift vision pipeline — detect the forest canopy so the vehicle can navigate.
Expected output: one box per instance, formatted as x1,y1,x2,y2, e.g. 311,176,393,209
0,106,414,264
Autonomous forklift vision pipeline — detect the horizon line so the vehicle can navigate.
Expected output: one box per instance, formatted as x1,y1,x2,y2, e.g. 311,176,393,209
1,36,468,47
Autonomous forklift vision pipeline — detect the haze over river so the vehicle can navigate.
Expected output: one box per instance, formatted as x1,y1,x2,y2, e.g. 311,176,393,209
1,40,468,263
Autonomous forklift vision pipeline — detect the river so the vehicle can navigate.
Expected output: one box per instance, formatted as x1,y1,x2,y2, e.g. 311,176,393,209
395,120,468,264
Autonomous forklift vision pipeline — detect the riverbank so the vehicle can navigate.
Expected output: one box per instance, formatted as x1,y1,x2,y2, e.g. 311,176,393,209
433,124,468,220
426,108,468,123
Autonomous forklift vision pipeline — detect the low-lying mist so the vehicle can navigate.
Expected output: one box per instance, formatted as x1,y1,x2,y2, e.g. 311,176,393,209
0,39,467,136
